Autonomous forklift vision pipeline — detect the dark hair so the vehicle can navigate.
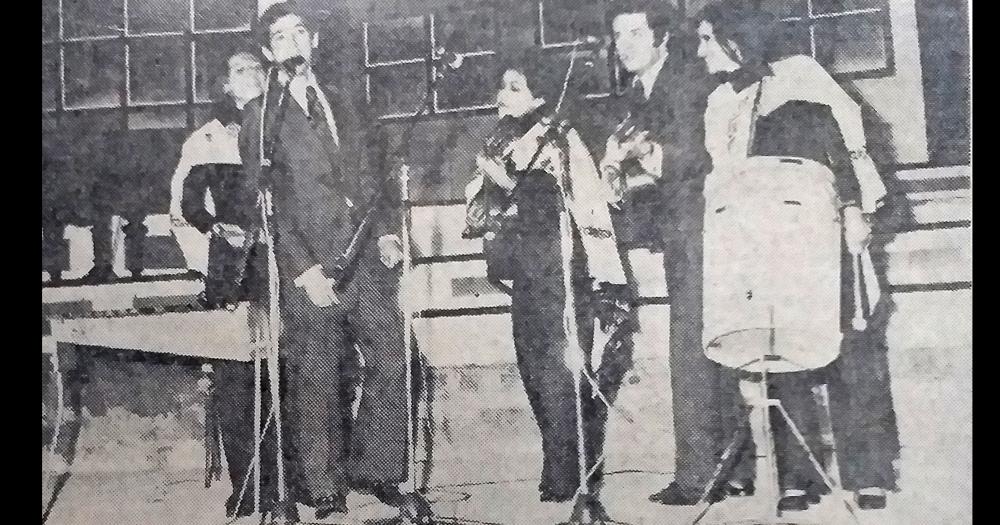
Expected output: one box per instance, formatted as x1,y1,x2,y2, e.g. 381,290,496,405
604,0,679,47
211,51,261,125
695,1,782,76
493,45,587,121
253,1,310,49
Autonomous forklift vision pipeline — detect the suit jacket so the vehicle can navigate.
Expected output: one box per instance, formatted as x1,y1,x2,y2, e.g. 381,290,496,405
609,53,715,250
624,53,716,238
239,76,394,281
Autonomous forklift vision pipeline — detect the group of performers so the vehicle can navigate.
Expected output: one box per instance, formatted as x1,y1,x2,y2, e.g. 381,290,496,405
167,0,901,521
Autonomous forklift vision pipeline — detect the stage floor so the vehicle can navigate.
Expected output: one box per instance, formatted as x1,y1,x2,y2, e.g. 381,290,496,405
42,343,971,525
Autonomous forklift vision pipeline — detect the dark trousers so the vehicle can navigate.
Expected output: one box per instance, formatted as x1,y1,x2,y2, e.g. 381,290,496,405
663,229,732,492
826,327,900,491
510,229,625,497
280,248,409,503
723,371,828,492
214,359,286,507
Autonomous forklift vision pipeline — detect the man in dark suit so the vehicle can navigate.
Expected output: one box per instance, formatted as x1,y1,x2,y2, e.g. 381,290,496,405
239,2,416,520
599,0,726,506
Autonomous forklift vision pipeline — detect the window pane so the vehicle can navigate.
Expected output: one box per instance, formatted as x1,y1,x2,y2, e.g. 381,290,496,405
541,0,607,45
368,64,427,116
759,0,809,19
195,0,254,30
812,0,884,15
64,42,123,109
772,20,812,59
194,34,254,102
544,47,612,97
65,0,124,38
191,105,215,127
43,45,59,111
813,12,890,74
43,0,59,40
434,8,498,54
128,106,186,129
436,55,497,111
128,0,187,34
365,16,426,64
129,38,187,104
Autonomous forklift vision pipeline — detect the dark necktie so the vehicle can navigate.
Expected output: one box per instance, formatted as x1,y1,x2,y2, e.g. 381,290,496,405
305,84,339,158
305,85,328,131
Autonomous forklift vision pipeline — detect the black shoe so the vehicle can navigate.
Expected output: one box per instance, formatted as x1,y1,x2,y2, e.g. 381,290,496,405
724,480,755,497
371,484,405,507
540,486,576,503
777,494,810,512
397,491,436,523
856,493,887,510
314,492,349,520
648,482,723,506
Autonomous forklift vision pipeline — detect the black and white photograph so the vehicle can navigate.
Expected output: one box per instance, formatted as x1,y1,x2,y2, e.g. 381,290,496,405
41,0,971,523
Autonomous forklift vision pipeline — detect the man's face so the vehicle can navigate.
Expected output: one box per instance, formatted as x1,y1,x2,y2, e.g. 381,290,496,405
225,54,265,105
612,12,665,74
267,13,312,70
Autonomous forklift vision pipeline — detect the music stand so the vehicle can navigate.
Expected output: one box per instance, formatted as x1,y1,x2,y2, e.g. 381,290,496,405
689,307,860,525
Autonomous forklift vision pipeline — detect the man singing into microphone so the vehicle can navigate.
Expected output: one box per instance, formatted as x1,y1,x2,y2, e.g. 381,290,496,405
240,2,416,520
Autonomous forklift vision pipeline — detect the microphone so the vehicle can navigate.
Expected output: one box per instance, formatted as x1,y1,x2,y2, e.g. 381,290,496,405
435,48,464,72
281,55,306,74
570,35,601,46
433,29,468,79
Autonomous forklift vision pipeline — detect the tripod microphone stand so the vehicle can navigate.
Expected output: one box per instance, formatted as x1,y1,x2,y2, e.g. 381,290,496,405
689,308,861,525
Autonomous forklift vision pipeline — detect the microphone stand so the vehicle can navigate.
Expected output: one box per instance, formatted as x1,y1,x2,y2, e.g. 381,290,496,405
391,61,438,525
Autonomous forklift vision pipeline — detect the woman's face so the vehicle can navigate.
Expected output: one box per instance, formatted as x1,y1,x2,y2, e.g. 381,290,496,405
497,69,543,118
696,20,741,75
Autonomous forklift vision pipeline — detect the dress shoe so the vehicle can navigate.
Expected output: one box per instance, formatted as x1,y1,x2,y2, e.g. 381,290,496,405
725,480,755,497
648,482,724,506
370,484,405,508
314,492,349,520
397,491,436,523
539,486,576,503
855,488,887,510
777,491,810,512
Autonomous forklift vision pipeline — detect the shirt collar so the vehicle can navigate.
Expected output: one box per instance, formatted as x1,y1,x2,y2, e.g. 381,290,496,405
635,52,668,100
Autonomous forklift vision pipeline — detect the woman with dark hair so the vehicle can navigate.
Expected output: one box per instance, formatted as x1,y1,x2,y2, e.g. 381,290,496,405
693,1,898,512
463,45,633,507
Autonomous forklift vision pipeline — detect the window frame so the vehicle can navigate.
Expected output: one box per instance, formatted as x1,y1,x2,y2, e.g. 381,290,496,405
778,0,896,80
43,0,255,131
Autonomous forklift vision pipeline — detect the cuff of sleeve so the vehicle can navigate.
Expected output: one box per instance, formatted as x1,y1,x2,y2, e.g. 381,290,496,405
293,264,326,288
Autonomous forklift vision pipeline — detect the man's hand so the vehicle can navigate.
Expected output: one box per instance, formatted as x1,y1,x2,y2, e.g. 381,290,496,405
378,235,403,269
213,222,246,248
295,265,339,307
843,206,872,255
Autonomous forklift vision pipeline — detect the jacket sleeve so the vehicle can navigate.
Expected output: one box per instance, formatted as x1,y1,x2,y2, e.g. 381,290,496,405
181,164,216,233
772,55,886,212
365,122,399,239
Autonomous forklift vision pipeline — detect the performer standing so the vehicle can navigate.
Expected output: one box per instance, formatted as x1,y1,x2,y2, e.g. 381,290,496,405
693,2,897,510
465,47,632,507
239,2,414,520
169,50,273,518
600,0,726,506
